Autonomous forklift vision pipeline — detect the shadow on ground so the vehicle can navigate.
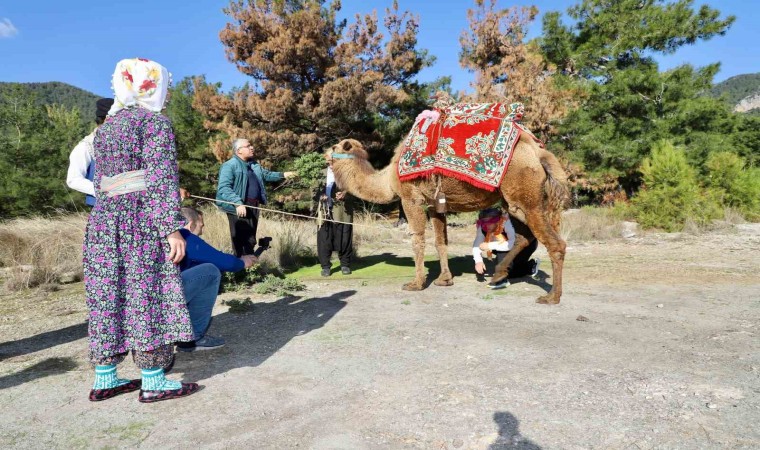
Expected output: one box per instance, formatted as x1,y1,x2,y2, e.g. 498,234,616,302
0,322,87,362
0,291,353,388
0,357,79,390
177,290,354,382
489,411,542,449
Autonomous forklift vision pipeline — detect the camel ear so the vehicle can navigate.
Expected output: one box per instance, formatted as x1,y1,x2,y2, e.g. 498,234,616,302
341,140,353,152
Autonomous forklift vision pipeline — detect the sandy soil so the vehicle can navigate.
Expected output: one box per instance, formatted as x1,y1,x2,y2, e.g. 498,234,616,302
1,222,758,449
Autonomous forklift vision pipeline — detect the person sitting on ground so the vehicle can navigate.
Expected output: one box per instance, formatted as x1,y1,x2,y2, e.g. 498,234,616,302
473,208,540,289
176,207,257,352
311,154,357,277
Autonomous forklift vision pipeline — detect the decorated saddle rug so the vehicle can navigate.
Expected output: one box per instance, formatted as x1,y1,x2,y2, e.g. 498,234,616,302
397,102,542,191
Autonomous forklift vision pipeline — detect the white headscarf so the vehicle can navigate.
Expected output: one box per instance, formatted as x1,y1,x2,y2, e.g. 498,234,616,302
108,58,171,116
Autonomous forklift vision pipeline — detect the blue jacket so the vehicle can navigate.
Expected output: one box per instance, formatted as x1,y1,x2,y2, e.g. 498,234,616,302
179,228,245,273
215,155,284,214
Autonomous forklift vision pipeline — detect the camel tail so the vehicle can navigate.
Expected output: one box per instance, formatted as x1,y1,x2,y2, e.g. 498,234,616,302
539,150,570,231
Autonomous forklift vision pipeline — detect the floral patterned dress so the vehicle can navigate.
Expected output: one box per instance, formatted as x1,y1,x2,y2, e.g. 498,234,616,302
84,106,193,365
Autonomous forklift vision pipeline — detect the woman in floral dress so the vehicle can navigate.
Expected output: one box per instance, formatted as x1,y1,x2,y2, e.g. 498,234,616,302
84,58,199,403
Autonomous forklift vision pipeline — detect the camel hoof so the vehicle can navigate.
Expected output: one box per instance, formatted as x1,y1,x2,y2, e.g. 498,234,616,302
402,282,424,291
536,294,560,305
433,278,454,287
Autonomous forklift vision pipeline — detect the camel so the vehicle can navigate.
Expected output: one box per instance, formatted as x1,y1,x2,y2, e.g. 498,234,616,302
326,132,569,304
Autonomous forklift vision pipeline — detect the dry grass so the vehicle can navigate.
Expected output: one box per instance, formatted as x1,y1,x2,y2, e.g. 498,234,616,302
0,204,644,291
0,214,88,290
560,207,632,243
680,207,748,236
198,205,406,265
722,207,747,225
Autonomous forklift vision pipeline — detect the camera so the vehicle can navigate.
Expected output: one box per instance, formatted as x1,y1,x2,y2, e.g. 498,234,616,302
254,237,273,257
258,236,272,249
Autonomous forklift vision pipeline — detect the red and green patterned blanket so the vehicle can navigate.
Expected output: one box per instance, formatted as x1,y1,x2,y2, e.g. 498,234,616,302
397,102,541,191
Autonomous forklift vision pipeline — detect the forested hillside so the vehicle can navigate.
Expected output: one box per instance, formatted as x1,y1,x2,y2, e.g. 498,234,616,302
1,0,759,229
0,82,101,124
710,73,760,111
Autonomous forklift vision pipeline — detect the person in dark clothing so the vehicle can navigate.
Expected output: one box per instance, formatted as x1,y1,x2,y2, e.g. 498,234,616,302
472,208,540,289
215,138,297,256
312,156,357,277
176,207,257,352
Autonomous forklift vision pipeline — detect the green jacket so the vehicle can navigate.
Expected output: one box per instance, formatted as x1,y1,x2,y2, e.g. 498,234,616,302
216,155,284,214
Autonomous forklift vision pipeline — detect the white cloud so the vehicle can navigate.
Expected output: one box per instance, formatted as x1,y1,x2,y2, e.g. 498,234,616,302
0,18,19,38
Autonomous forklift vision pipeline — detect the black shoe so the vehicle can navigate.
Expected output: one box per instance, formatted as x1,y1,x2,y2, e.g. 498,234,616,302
488,278,510,290
321,268,331,277
176,341,196,352
341,266,351,275
178,335,225,353
530,258,541,279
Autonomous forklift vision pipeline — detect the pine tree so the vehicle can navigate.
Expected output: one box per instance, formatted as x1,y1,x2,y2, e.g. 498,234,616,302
194,0,435,167
459,0,578,141
0,86,87,217
539,0,738,193
165,76,222,199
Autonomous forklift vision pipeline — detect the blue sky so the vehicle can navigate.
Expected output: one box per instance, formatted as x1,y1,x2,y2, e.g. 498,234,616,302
1,1,757,97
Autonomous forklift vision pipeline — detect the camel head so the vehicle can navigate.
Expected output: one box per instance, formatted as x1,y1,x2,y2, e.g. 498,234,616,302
324,138,397,204
325,139,370,162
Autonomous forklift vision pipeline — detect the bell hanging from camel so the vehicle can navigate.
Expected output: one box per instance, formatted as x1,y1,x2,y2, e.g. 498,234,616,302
434,190,447,214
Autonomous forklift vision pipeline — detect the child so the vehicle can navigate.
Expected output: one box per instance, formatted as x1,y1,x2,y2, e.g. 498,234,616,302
472,208,540,289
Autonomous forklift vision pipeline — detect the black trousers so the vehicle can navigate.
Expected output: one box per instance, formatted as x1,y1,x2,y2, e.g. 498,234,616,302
317,222,353,269
226,210,259,257
492,238,538,278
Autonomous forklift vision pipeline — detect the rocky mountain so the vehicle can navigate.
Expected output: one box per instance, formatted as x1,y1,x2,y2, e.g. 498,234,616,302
710,73,760,113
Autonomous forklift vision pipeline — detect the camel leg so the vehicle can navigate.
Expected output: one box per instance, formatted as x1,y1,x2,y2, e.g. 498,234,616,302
401,200,428,291
524,208,565,304
490,233,531,283
430,212,453,287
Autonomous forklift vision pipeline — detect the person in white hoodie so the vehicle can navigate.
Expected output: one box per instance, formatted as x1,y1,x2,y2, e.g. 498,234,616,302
66,98,114,206
472,208,540,289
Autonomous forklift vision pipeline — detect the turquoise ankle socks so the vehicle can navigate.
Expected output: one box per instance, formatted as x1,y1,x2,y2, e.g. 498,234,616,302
141,368,182,391
93,365,131,390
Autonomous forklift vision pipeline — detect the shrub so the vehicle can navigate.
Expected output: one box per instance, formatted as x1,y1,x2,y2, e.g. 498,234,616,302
705,152,760,220
292,152,327,189
632,141,722,231
253,275,305,296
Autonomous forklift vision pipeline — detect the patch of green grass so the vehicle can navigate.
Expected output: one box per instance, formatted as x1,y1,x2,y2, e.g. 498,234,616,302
226,298,255,313
106,421,152,443
313,330,343,343
253,275,305,296
221,266,266,292
287,253,473,283
401,299,411,305
67,435,90,450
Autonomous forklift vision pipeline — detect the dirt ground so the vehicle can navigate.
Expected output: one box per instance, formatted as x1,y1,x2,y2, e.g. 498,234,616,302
1,221,758,449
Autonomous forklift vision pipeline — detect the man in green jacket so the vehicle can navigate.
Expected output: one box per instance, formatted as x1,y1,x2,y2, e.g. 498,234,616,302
216,138,296,256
